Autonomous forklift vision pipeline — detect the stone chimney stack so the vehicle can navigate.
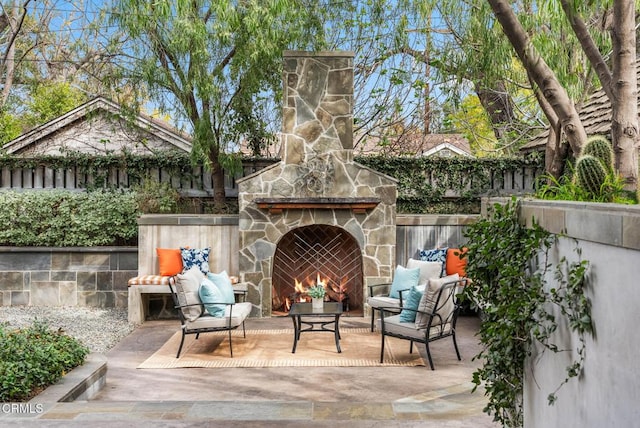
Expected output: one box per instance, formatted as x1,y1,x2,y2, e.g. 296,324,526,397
281,50,354,167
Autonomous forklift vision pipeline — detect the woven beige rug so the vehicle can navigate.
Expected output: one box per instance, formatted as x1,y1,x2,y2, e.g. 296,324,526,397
137,328,426,368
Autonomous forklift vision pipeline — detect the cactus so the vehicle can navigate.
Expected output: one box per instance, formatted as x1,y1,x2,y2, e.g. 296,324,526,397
575,155,607,197
582,135,614,173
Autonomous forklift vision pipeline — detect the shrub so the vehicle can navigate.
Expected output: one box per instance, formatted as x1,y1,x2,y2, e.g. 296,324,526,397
0,321,89,402
462,198,592,427
133,178,181,214
0,190,140,246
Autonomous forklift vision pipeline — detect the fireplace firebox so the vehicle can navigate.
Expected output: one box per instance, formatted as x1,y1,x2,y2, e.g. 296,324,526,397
271,225,363,314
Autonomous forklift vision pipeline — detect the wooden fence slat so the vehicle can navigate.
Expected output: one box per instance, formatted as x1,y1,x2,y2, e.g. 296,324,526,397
524,167,537,191
1,167,11,188
118,168,128,188
160,168,171,184
34,167,44,189
44,167,54,188
12,169,22,189
22,168,33,189
202,169,213,194
54,169,64,188
65,168,75,189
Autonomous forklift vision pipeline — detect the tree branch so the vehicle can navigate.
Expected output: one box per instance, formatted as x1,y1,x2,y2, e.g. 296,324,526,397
487,0,587,156
559,0,612,99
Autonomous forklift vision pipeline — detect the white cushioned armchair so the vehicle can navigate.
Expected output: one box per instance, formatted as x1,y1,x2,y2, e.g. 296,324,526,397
367,258,443,332
378,276,466,370
169,267,252,358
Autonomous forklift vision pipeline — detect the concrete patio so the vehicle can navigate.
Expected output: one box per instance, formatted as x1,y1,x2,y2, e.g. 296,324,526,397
3,313,499,427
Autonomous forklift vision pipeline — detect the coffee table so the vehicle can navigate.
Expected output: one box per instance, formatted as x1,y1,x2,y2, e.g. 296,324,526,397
288,302,343,353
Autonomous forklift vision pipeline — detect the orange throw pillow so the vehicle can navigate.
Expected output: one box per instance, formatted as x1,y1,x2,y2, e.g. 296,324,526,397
446,248,468,277
156,248,183,276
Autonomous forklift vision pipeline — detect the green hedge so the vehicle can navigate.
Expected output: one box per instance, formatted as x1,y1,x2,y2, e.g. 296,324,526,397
0,190,139,246
0,321,89,402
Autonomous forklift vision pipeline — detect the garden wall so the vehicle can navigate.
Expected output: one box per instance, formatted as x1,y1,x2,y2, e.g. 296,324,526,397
501,199,640,428
0,214,478,308
0,247,137,307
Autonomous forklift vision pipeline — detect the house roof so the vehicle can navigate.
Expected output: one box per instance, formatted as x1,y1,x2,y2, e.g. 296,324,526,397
3,96,192,155
520,61,640,152
354,132,473,157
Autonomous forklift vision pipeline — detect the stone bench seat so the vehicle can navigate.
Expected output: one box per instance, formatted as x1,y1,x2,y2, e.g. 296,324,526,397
127,275,249,324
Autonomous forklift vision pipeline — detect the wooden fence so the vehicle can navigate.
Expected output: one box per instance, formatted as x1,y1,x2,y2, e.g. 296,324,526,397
0,158,542,199
0,159,277,197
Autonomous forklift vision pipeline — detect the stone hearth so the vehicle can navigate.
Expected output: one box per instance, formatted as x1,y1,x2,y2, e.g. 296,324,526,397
237,51,397,317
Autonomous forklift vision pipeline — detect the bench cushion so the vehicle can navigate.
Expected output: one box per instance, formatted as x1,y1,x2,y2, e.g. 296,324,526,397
128,275,171,286
199,277,226,317
389,265,420,298
406,258,442,286
156,248,183,276
446,248,468,277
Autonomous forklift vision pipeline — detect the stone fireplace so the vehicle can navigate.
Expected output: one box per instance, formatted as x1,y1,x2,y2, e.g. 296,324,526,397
237,51,397,317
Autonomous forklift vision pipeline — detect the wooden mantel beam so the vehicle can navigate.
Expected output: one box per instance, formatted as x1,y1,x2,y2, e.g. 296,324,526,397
254,197,381,215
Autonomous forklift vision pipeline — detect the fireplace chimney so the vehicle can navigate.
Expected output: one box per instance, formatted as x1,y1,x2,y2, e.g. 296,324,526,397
237,51,397,317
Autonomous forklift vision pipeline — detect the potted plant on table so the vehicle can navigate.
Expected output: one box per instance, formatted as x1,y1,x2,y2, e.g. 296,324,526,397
308,285,326,310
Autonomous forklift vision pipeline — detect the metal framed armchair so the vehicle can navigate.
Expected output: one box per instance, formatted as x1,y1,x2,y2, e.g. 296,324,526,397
378,277,465,370
367,259,443,332
168,269,252,358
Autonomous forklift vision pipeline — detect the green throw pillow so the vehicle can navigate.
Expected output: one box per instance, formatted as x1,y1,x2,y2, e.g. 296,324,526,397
199,277,226,317
399,285,425,323
206,270,235,303
389,265,420,298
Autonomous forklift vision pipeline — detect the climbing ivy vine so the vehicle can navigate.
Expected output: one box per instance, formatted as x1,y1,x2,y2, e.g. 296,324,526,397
0,152,543,214
355,154,542,213
462,198,592,428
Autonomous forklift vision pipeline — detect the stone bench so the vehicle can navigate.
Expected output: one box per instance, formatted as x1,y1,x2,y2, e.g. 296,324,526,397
127,275,249,324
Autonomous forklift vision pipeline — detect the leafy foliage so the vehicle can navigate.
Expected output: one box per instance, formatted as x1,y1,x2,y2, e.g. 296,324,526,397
307,284,326,299
0,150,199,190
0,321,89,402
0,110,22,145
110,0,324,208
26,82,87,127
133,179,181,214
536,162,635,204
356,154,543,213
462,198,592,428
0,190,139,246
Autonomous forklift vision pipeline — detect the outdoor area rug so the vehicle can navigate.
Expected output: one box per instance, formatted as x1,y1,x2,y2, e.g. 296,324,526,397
137,328,427,368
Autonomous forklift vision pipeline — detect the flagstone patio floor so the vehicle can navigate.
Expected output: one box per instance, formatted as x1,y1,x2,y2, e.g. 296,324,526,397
3,314,499,427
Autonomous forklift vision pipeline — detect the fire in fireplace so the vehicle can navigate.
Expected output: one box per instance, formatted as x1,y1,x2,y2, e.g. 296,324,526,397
284,272,350,312
271,224,363,315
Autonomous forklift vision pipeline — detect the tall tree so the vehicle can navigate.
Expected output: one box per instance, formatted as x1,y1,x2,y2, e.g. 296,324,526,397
1,0,126,143
111,0,322,211
1,0,31,108
487,0,638,189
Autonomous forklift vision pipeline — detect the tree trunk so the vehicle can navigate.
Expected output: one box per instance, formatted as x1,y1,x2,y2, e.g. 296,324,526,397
474,80,517,141
0,4,25,107
609,0,638,190
487,0,587,160
209,152,227,213
545,123,569,181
